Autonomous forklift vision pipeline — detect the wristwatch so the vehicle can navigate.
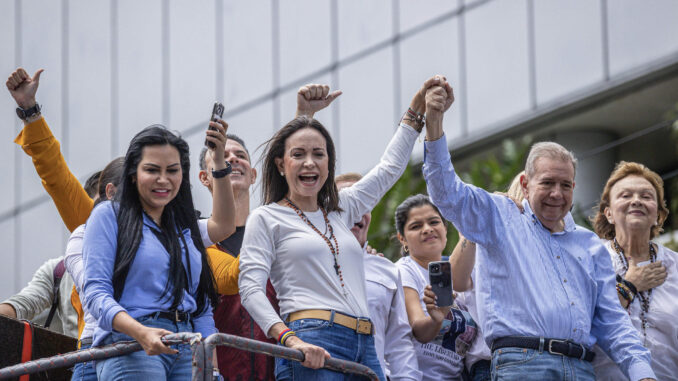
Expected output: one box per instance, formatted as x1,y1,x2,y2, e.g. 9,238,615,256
211,161,232,178
16,103,41,121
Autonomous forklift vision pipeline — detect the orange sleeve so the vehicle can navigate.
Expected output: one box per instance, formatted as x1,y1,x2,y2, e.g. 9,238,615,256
206,245,240,295
14,117,94,232
70,286,85,343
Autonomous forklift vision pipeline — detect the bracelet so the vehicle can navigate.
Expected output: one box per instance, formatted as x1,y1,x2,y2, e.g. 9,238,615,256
616,274,639,296
278,329,296,346
401,107,425,132
622,278,638,295
616,282,635,305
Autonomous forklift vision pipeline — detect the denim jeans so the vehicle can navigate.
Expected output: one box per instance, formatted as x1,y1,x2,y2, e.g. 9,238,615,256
491,347,595,381
95,315,194,381
469,359,491,381
71,343,98,381
275,317,386,381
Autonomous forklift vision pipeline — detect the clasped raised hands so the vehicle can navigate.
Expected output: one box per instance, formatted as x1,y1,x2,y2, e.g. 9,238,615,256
296,84,342,119
6,68,44,109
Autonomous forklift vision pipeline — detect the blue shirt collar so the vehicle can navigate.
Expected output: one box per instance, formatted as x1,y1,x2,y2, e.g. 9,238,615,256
521,199,576,234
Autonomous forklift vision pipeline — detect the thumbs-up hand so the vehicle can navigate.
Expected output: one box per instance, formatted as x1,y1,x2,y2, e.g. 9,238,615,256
6,67,44,109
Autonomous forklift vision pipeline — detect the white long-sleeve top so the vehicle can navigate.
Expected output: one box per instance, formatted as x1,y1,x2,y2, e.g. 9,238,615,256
239,123,419,336
364,245,421,381
64,220,214,341
593,241,678,381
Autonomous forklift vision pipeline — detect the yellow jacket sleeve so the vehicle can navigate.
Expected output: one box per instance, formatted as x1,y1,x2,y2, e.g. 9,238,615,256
14,117,94,232
206,245,240,295
70,286,85,343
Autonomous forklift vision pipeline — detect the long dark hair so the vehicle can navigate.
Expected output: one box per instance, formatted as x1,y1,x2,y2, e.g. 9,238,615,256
261,116,341,212
112,125,217,314
395,194,446,256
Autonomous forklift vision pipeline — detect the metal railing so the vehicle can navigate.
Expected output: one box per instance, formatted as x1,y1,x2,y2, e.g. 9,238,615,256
0,332,379,381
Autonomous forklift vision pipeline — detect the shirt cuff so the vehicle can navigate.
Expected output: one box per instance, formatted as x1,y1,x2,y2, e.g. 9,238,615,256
398,122,419,136
627,360,656,381
101,304,126,332
423,133,449,163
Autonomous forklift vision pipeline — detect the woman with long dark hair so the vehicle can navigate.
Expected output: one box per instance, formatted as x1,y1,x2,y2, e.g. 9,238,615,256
238,77,448,381
82,121,235,380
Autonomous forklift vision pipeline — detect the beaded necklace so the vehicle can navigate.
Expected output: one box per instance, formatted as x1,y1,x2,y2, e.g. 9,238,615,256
612,238,656,346
284,198,347,295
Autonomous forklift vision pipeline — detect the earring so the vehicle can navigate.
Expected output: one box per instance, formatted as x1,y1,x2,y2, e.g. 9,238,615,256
280,172,284,177
403,245,409,254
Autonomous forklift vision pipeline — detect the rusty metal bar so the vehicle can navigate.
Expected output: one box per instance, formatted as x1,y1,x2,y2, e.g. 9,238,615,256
0,332,201,380
202,333,379,381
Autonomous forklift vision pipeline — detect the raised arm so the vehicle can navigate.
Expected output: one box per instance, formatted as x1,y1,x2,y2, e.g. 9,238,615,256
422,83,511,248
7,68,93,231
339,76,445,226
204,119,236,243
449,233,475,292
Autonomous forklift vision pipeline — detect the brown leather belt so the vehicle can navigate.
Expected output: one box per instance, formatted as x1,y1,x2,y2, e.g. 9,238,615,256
288,310,373,335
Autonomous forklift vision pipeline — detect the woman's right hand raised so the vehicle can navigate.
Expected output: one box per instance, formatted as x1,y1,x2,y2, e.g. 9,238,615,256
284,335,331,369
133,326,178,356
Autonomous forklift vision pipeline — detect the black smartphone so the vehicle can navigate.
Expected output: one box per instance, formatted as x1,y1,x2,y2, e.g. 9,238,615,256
429,261,454,307
205,102,225,149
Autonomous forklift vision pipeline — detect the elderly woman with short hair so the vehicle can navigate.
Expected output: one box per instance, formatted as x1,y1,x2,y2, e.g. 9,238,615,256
592,161,677,380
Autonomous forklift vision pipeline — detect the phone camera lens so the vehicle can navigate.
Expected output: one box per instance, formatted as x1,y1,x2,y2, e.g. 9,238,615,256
432,265,439,272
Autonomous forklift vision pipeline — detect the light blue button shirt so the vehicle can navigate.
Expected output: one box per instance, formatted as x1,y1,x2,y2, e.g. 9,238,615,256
82,201,216,347
422,135,654,381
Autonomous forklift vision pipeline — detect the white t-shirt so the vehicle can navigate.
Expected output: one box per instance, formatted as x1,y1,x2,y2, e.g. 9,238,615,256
239,123,419,335
397,256,477,381
593,241,678,381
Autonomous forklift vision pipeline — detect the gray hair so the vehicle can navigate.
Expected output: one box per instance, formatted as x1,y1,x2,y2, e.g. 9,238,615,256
525,142,577,178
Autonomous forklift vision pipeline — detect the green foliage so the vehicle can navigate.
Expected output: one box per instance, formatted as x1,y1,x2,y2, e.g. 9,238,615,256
368,137,531,262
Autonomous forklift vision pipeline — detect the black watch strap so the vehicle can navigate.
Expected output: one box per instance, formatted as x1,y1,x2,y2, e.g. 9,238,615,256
211,161,232,178
16,103,41,120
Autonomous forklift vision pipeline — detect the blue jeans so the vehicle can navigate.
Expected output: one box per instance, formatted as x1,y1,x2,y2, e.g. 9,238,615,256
491,347,595,381
71,343,98,381
275,317,386,381
95,315,194,381
469,359,491,381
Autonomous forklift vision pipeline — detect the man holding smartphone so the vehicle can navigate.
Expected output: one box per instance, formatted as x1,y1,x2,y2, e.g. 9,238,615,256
198,130,279,380
420,81,655,381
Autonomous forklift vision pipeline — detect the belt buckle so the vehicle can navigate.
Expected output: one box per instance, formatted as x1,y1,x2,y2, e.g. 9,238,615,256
548,339,566,356
175,310,181,322
356,318,371,335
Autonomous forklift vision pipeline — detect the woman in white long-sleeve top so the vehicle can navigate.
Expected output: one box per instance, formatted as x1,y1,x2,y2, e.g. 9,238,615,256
238,77,445,381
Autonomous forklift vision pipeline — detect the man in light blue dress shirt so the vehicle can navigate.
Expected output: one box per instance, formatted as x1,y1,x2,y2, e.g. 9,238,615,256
419,80,655,381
